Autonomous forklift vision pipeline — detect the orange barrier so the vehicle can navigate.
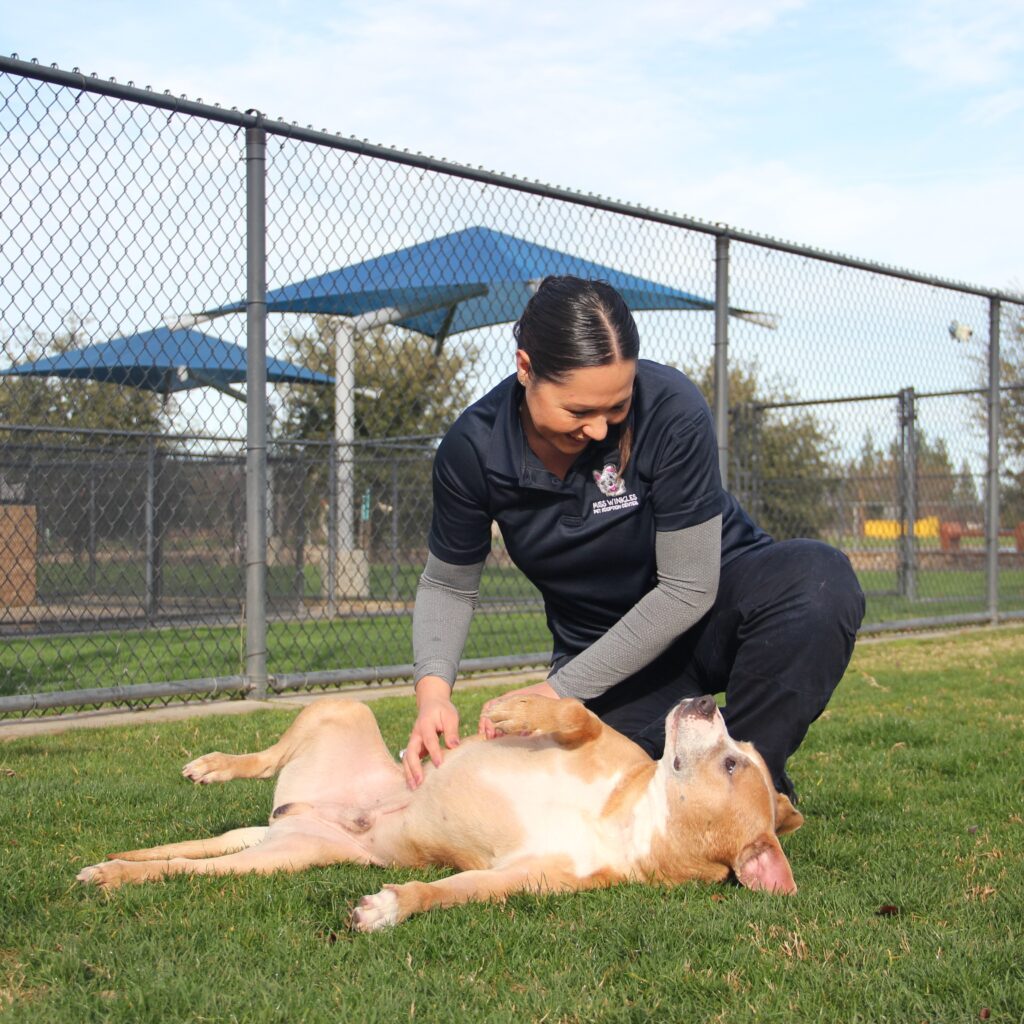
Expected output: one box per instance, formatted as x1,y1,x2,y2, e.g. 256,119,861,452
939,521,1024,553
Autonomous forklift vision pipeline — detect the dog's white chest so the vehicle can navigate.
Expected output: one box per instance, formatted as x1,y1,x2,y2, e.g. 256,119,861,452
484,763,627,875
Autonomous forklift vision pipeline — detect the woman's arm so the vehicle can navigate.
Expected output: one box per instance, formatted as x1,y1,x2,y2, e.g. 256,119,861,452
403,554,485,787
412,553,485,686
547,515,722,701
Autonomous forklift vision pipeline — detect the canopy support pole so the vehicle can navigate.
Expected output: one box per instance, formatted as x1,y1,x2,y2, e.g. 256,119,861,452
329,317,369,599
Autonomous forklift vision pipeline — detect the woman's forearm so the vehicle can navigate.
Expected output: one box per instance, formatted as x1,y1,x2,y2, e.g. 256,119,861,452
412,554,485,687
549,516,722,701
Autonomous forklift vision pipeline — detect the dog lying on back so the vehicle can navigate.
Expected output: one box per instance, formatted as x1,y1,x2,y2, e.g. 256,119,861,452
77,693,803,931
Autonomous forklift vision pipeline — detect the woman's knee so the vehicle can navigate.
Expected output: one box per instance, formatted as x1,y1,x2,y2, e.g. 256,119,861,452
783,539,865,631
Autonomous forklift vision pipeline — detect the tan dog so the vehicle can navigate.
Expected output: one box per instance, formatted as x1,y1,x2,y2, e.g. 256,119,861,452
77,693,804,931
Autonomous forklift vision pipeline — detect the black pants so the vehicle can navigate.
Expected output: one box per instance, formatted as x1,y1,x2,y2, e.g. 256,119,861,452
581,539,865,790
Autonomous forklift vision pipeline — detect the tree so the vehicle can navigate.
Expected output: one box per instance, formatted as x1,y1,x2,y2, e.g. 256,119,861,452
279,318,477,443
276,318,478,553
686,359,838,540
846,426,963,526
989,305,1024,525
950,459,983,524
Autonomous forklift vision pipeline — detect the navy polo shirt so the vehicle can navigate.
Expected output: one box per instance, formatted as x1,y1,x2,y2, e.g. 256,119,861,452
428,360,771,662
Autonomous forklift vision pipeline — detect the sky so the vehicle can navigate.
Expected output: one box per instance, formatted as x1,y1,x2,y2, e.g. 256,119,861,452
4,0,1023,295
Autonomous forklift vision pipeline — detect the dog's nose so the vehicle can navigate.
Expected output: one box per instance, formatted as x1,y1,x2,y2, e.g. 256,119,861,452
683,695,718,719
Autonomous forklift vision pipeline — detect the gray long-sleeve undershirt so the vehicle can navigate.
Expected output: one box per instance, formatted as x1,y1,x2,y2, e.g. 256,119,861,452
412,515,722,701
412,556,485,686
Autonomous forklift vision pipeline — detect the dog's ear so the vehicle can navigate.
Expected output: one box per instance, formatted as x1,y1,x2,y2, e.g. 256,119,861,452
774,793,804,836
733,833,797,894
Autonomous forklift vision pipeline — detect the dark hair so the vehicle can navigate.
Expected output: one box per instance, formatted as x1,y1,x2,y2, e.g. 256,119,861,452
514,276,639,472
512,276,639,383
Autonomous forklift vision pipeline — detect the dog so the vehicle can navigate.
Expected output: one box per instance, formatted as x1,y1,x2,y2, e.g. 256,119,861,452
76,692,804,931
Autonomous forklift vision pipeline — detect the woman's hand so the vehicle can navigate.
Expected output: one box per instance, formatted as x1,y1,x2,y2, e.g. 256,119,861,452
403,676,460,789
479,680,559,739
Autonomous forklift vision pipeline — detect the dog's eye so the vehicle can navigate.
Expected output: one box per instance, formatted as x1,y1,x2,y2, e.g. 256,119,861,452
724,756,737,775
672,756,682,772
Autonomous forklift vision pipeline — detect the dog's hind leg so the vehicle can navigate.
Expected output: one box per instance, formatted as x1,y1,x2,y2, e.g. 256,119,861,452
78,832,369,890
180,702,337,784
182,698,393,787
107,826,269,862
183,750,284,785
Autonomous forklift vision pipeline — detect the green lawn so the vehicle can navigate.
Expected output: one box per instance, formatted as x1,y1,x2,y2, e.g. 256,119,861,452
859,566,1024,621
35,560,538,603
1,626,1023,1022
0,610,554,698
4,561,1024,699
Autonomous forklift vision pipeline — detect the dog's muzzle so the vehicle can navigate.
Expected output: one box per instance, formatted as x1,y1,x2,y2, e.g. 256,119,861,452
679,695,718,721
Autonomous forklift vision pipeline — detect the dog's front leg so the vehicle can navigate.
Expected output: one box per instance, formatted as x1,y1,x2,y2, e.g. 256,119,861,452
483,694,603,747
350,858,615,932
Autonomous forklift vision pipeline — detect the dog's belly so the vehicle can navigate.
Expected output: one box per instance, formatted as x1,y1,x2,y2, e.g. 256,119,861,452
400,741,631,875
265,803,409,867
272,747,406,811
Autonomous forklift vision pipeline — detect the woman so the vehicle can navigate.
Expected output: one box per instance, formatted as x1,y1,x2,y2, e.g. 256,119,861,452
403,275,865,799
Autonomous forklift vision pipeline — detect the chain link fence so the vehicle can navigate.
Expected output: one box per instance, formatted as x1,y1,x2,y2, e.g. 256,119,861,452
2,56,1022,717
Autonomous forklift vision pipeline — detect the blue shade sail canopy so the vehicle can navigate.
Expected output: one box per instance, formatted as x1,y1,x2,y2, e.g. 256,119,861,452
0,327,334,398
197,226,773,341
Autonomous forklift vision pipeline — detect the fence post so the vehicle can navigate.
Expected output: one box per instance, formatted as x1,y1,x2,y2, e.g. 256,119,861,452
244,122,268,699
390,458,400,602
730,402,758,518
986,299,1002,623
898,387,918,602
144,436,162,621
714,234,730,488
327,437,337,614
87,469,97,594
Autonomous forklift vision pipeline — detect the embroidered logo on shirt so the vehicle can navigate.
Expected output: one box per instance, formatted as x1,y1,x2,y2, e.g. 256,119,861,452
592,493,640,515
592,463,627,497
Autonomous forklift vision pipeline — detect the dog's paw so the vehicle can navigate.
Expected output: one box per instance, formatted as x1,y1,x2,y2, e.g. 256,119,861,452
350,887,402,932
483,695,541,736
76,860,131,890
182,752,235,784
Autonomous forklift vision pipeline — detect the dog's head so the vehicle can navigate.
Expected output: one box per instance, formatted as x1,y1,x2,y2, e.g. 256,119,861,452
651,695,804,893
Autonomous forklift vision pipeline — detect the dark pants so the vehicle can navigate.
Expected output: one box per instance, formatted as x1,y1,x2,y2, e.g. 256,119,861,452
581,539,865,791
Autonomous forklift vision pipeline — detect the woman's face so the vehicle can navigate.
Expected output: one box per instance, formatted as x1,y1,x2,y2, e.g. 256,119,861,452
517,352,636,458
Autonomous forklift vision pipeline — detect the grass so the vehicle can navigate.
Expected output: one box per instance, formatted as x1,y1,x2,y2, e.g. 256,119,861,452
4,560,1024,697
859,567,1024,622
37,554,1024,608
0,611,554,697
2,627,1023,1022
35,560,538,603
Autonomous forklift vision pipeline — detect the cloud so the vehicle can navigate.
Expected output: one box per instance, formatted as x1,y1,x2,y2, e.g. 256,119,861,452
7,0,1020,294
964,87,1024,125
660,160,1024,290
59,0,807,128
888,0,1024,88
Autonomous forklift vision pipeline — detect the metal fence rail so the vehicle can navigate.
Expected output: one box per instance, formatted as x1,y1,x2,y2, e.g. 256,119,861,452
1,55,1023,718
